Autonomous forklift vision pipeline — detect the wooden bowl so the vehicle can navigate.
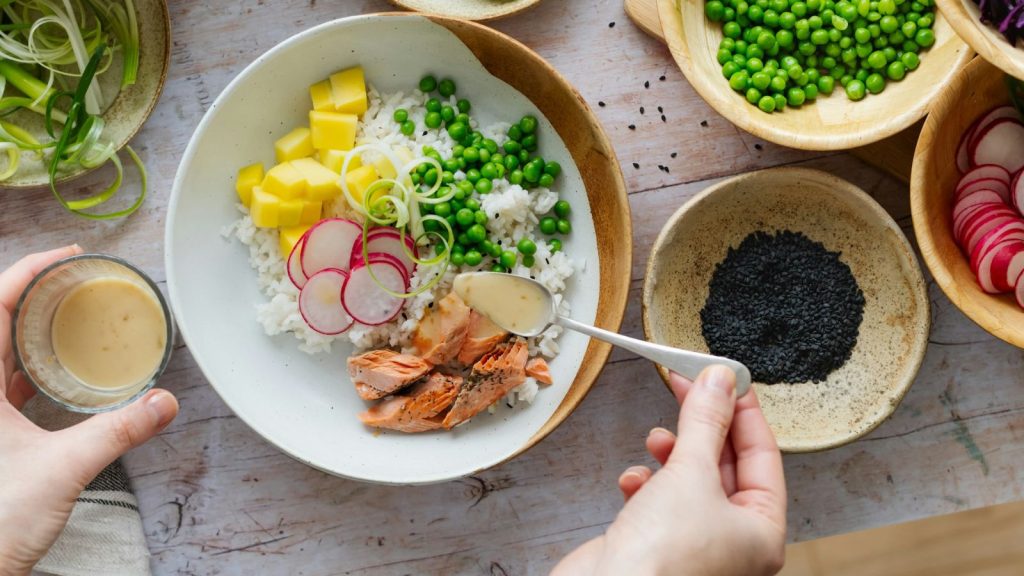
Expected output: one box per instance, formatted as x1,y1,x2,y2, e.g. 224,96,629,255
387,0,541,21
3,0,170,188
167,13,631,483
642,167,930,452
656,0,972,150
936,0,1024,80
911,58,1024,348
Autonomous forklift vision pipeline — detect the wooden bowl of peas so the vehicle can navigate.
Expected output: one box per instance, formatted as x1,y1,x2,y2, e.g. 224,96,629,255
655,0,972,150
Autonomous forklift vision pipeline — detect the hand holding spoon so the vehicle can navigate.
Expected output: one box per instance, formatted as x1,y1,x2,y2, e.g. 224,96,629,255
453,272,752,397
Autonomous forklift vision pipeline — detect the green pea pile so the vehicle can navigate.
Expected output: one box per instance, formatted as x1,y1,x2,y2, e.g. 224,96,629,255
392,75,571,272
705,0,936,112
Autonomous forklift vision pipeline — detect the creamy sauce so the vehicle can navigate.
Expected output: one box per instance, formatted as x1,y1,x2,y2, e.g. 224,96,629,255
51,277,167,390
453,272,551,335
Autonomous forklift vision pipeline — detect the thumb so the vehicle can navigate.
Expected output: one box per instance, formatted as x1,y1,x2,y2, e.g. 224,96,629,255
55,389,178,481
669,365,737,468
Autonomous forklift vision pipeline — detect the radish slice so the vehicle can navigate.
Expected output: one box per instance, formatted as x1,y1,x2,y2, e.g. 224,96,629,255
969,106,1023,148
954,190,1006,220
956,178,1012,204
965,214,1021,255
977,241,1024,293
1013,171,1024,215
959,164,1012,188
971,119,1024,174
301,218,362,278
991,243,1024,292
1016,270,1024,309
298,269,354,335
954,205,1014,242
342,258,409,326
351,228,419,277
972,222,1024,273
287,235,309,289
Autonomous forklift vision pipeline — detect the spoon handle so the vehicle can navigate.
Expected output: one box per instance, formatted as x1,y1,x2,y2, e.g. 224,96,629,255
556,315,752,397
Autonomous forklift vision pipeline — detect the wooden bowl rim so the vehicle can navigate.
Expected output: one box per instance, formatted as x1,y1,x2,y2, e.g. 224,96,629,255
911,57,1024,349
641,166,930,452
934,0,1024,80
656,0,973,150
3,0,171,189
387,0,542,22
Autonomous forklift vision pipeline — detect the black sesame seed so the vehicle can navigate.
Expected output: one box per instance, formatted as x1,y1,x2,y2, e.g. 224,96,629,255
632,162,640,169
609,21,616,27
644,81,650,89
659,75,667,81
670,152,678,158
628,124,636,130
754,143,763,150
640,106,645,114
657,106,663,113
700,120,709,127
700,231,865,384
661,114,666,122
598,101,606,107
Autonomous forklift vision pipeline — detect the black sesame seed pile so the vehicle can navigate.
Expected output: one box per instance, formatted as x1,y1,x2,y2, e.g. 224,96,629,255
700,230,865,384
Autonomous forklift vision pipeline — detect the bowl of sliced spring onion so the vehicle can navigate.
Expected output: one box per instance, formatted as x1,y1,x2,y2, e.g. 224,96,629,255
654,0,972,149
0,0,169,220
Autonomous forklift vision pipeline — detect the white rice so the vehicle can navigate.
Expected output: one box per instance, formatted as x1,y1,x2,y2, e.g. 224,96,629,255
224,86,576,401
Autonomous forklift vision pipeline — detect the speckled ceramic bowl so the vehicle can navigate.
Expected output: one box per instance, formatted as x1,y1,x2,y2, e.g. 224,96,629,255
3,0,169,188
642,167,930,452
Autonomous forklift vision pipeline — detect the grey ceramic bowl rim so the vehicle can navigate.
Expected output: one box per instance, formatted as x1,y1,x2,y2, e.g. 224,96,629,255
11,253,175,413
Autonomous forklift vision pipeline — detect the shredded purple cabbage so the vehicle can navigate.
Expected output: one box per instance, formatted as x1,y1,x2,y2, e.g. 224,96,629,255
975,0,1024,45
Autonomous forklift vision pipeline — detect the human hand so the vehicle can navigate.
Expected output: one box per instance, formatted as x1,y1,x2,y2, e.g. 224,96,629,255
0,246,180,576
553,366,787,576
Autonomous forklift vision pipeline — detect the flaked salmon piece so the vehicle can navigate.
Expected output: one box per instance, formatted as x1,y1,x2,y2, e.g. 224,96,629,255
443,337,529,429
347,349,432,400
525,358,553,385
457,310,509,366
358,373,462,433
412,292,471,366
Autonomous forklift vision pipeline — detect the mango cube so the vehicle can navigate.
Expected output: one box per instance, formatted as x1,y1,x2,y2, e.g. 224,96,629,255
319,149,361,175
274,127,314,163
279,198,304,227
328,67,368,115
235,163,264,206
250,187,280,228
262,162,306,199
279,224,312,258
372,146,414,180
309,110,357,151
309,80,334,112
344,164,380,207
292,157,342,201
300,200,323,225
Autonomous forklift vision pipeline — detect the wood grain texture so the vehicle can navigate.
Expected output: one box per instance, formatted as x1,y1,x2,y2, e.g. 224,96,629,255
388,0,542,21
646,0,972,150
911,58,1024,349
935,0,1024,81
0,0,1023,573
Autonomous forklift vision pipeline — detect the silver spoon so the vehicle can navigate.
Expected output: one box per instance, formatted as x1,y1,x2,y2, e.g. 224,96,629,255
453,272,752,397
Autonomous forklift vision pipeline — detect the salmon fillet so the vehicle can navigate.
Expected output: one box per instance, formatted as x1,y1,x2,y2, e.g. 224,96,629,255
347,349,432,400
358,373,462,433
443,338,529,429
525,358,553,385
457,310,509,366
412,292,472,366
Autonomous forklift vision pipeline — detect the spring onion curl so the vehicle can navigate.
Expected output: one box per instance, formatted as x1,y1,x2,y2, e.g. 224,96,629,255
0,141,19,178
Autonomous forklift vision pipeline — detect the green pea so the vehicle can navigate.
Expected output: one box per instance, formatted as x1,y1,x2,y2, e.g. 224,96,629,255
489,264,505,273
867,50,887,69
747,57,765,72
764,10,780,26
455,179,472,195
724,20,742,38
463,147,480,164
519,115,539,134
451,251,465,267
448,122,468,141
419,75,437,92
519,150,530,163
882,46,897,62
425,111,442,129
517,238,538,256
548,238,563,253
411,173,421,185
521,134,538,152
855,68,869,82
773,93,787,110
480,162,498,180
804,83,819,99
749,4,765,20
474,211,488,225
475,178,492,194
865,72,885,94
456,113,470,126
423,218,439,232
523,160,543,183
553,199,571,218
780,11,797,28
914,27,935,47
556,218,572,235
504,140,522,155
544,161,562,178
837,2,858,19
483,139,499,154
751,71,772,90
747,87,763,104
423,168,438,186
539,173,555,188
845,78,867,100
901,51,920,70
438,78,456,98
792,1,807,16
509,170,524,185
787,86,806,106
903,39,920,53
426,98,442,113
504,155,521,171
451,199,465,213
718,48,733,65
732,52,748,67
481,239,496,256
808,14,823,28
459,224,483,245
707,0,727,20
455,208,474,228
757,31,777,50
400,120,415,135
499,250,518,269
464,250,483,267
442,171,455,184
770,75,788,93
441,105,456,123
522,255,536,267
393,108,409,122
434,202,452,217
455,98,471,114
777,29,795,47
539,216,557,235
729,70,750,91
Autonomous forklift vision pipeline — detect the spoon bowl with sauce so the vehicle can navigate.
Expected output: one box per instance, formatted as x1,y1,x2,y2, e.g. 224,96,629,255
12,254,174,413
454,272,752,396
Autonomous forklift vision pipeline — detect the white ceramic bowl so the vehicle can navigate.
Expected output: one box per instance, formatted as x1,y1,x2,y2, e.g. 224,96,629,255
166,14,631,484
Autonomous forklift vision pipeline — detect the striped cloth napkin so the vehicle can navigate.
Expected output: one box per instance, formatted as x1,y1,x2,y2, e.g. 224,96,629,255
22,396,151,576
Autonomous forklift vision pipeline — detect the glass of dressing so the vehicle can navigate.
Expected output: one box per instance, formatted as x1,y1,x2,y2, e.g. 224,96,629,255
12,254,174,413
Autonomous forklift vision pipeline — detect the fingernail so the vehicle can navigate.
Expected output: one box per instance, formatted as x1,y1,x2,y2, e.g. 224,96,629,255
622,466,647,480
649,427,674,440
702,365,736,395
145,390,178,428
68,243,82,253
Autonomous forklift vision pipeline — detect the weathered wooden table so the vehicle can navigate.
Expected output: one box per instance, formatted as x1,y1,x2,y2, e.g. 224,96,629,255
2,0,1023,573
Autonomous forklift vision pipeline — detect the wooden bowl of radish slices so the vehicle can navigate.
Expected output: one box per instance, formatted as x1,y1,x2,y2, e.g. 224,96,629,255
912,58,1024,349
